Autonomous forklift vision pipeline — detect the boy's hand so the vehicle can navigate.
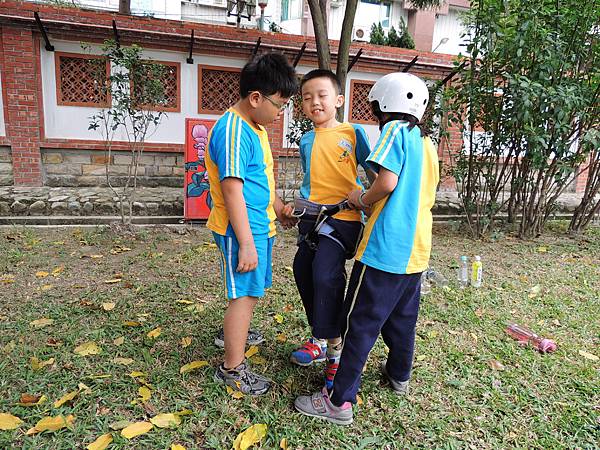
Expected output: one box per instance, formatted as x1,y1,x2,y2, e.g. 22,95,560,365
348,189,365,210
275,201,298,229
237,241,258,273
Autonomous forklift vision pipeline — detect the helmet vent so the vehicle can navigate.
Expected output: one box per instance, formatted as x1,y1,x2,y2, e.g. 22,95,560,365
407,92,413,99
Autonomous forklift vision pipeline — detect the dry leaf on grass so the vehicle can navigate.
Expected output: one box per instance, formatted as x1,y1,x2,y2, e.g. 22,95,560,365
54,390,79,408
113,336,125,346
232,423,267,450
41,284,54,291
273,314,284,324
30,357,55,371
52,266,64,276
26,414,75,435
171,445,186,450
226,385,245,399
579,350,599,361
138,386,152,403
181,337,192,348
17,393,47,407
121,421,153,439
113,357,134,365
280,438,288,449
175,299,194,305
123,320,141,327
30,318,54,328
147,327,161,339
74,342,101,356
150,413,182,429
129,371,146,378
179,360,208,374
35,271,49,278
102,303,116,311
0,413,23,430
276,334,287,343
244,346,259,359
488,360,505,371
86,433,113,450
104,279,122,284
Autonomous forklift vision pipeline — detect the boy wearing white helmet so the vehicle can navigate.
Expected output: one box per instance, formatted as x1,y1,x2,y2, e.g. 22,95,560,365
294,72,439,425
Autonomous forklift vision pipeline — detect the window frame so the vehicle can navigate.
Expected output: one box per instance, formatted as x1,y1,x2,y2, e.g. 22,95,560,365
197,65,241,115
54,51,111,108
131,60,181,113
349,79,377,125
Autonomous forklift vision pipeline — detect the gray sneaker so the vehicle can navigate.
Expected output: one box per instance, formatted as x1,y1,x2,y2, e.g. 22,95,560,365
294,387,353,426
214,328,265,348
213,361,271,396
381,361,409,395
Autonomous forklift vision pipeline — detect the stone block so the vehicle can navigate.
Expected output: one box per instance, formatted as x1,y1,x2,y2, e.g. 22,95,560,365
173,167,185,176
155,155,177,167
0,150,12,162
76,176,108,187
62,153,92,164
0,202,10,215
83,202,94,214
42,153,64,164
51,202,68,214
0,163,12,174
0,174,13,186
11,201,27,213
158,166,173,176
29,200,46,214
46,175,78,187
91,154,112,165
113,154,133,165
45,164,82,175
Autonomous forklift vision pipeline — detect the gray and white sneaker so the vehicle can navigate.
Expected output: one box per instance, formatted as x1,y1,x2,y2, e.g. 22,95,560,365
214,328,265,348
294,387,353,426
381,361,409,395
213,361,271,396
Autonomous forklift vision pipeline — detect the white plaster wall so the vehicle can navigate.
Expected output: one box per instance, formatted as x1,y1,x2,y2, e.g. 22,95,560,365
42,0,181,18
432,7,469,55
0,74,5,136
330,1,408,42
41,39,248,144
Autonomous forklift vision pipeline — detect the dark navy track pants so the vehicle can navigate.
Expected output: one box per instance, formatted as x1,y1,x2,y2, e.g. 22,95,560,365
330,261,422,406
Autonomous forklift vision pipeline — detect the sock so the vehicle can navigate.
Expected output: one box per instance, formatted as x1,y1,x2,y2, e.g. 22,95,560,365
326,339,342,359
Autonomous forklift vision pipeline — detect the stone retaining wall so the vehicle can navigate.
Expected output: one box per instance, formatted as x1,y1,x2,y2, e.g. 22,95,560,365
41,149,185,188
0,147,13,186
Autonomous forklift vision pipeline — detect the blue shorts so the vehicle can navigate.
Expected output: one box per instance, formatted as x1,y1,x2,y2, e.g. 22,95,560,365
213,232,274,300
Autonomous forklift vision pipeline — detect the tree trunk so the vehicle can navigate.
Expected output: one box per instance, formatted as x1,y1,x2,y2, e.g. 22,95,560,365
119,0,131,15
335,0,358,121
306,0,331,70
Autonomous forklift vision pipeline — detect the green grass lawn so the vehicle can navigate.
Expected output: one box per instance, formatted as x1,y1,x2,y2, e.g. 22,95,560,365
0,224,598,449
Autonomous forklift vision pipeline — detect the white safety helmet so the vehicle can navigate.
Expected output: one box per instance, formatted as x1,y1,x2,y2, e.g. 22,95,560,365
368,72,429,121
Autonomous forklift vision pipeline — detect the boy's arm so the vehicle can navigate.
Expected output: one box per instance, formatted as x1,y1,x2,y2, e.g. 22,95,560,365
348,167,397,209
222,178,257,273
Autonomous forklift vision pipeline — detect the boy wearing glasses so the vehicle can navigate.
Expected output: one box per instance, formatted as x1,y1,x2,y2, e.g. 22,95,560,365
205,53,298,395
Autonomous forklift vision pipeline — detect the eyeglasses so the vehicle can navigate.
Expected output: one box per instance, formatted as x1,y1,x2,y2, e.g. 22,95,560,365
256,92,290,111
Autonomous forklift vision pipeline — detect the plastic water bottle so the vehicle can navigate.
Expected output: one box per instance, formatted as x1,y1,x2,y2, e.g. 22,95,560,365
420,271,431,295
471,255,483,288
458,256,469,288
506,323,557,353
426,268,449,288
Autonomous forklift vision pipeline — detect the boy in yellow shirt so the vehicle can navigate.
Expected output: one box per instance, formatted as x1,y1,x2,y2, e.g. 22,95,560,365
290,70,374,389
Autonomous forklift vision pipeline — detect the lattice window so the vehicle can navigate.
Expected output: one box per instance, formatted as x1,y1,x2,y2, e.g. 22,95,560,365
132,61,180,112
55,52,110,107
198,66,241,114
349,80,377,124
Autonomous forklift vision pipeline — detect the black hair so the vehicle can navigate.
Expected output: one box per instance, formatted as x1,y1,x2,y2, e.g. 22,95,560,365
371,100,428,136
239,53,298,99
300,69,342,94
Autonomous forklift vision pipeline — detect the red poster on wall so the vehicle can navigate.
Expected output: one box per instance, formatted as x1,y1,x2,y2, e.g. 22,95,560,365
184,118,215,221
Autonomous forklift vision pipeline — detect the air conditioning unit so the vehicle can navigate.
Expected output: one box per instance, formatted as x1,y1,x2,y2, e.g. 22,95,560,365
352,26,369,42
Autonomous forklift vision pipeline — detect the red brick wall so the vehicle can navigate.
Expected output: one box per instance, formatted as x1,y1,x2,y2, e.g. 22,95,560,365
0,27,42,186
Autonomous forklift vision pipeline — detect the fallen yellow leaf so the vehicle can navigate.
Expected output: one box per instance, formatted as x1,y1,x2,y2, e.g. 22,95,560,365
90,254,104,259
74,341,101,356
129,371,146,378
123,321,141,327
121,422,154,439
0,413,23,430
251,356,267,365
113,357,134,365
276,334,287,343
245,346,259,358
52,266,64,276
280,438,288,449
171,445,186,450
1,274,16,284
54,390,79,408
150,413,182,429
416,355,427,361
176,299,194,305
579,350,599,361
274,314,284,324
102,303,116,311
104,279,122,284
175,409,193,416
233,423,267,450
87,374,111,379
226,385,245,399
41,284,54,291
356,394,363,405
78,383,92,395
26,414,75,435
181,337,192,348
30,357,55,371
138,386,152,402
113,336,125,346
30,318,54,328
179,360,208,374
147,327,161,339
35,271,49,278
17,393,47,407
121,421,153,439
87,433,113,450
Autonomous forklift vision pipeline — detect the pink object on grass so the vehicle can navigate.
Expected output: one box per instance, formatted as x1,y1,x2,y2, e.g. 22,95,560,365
506,323,557,353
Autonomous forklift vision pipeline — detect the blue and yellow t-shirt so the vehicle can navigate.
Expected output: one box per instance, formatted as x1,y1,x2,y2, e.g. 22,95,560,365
205,108,276,239
356,121,439,274
299,123,371,222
